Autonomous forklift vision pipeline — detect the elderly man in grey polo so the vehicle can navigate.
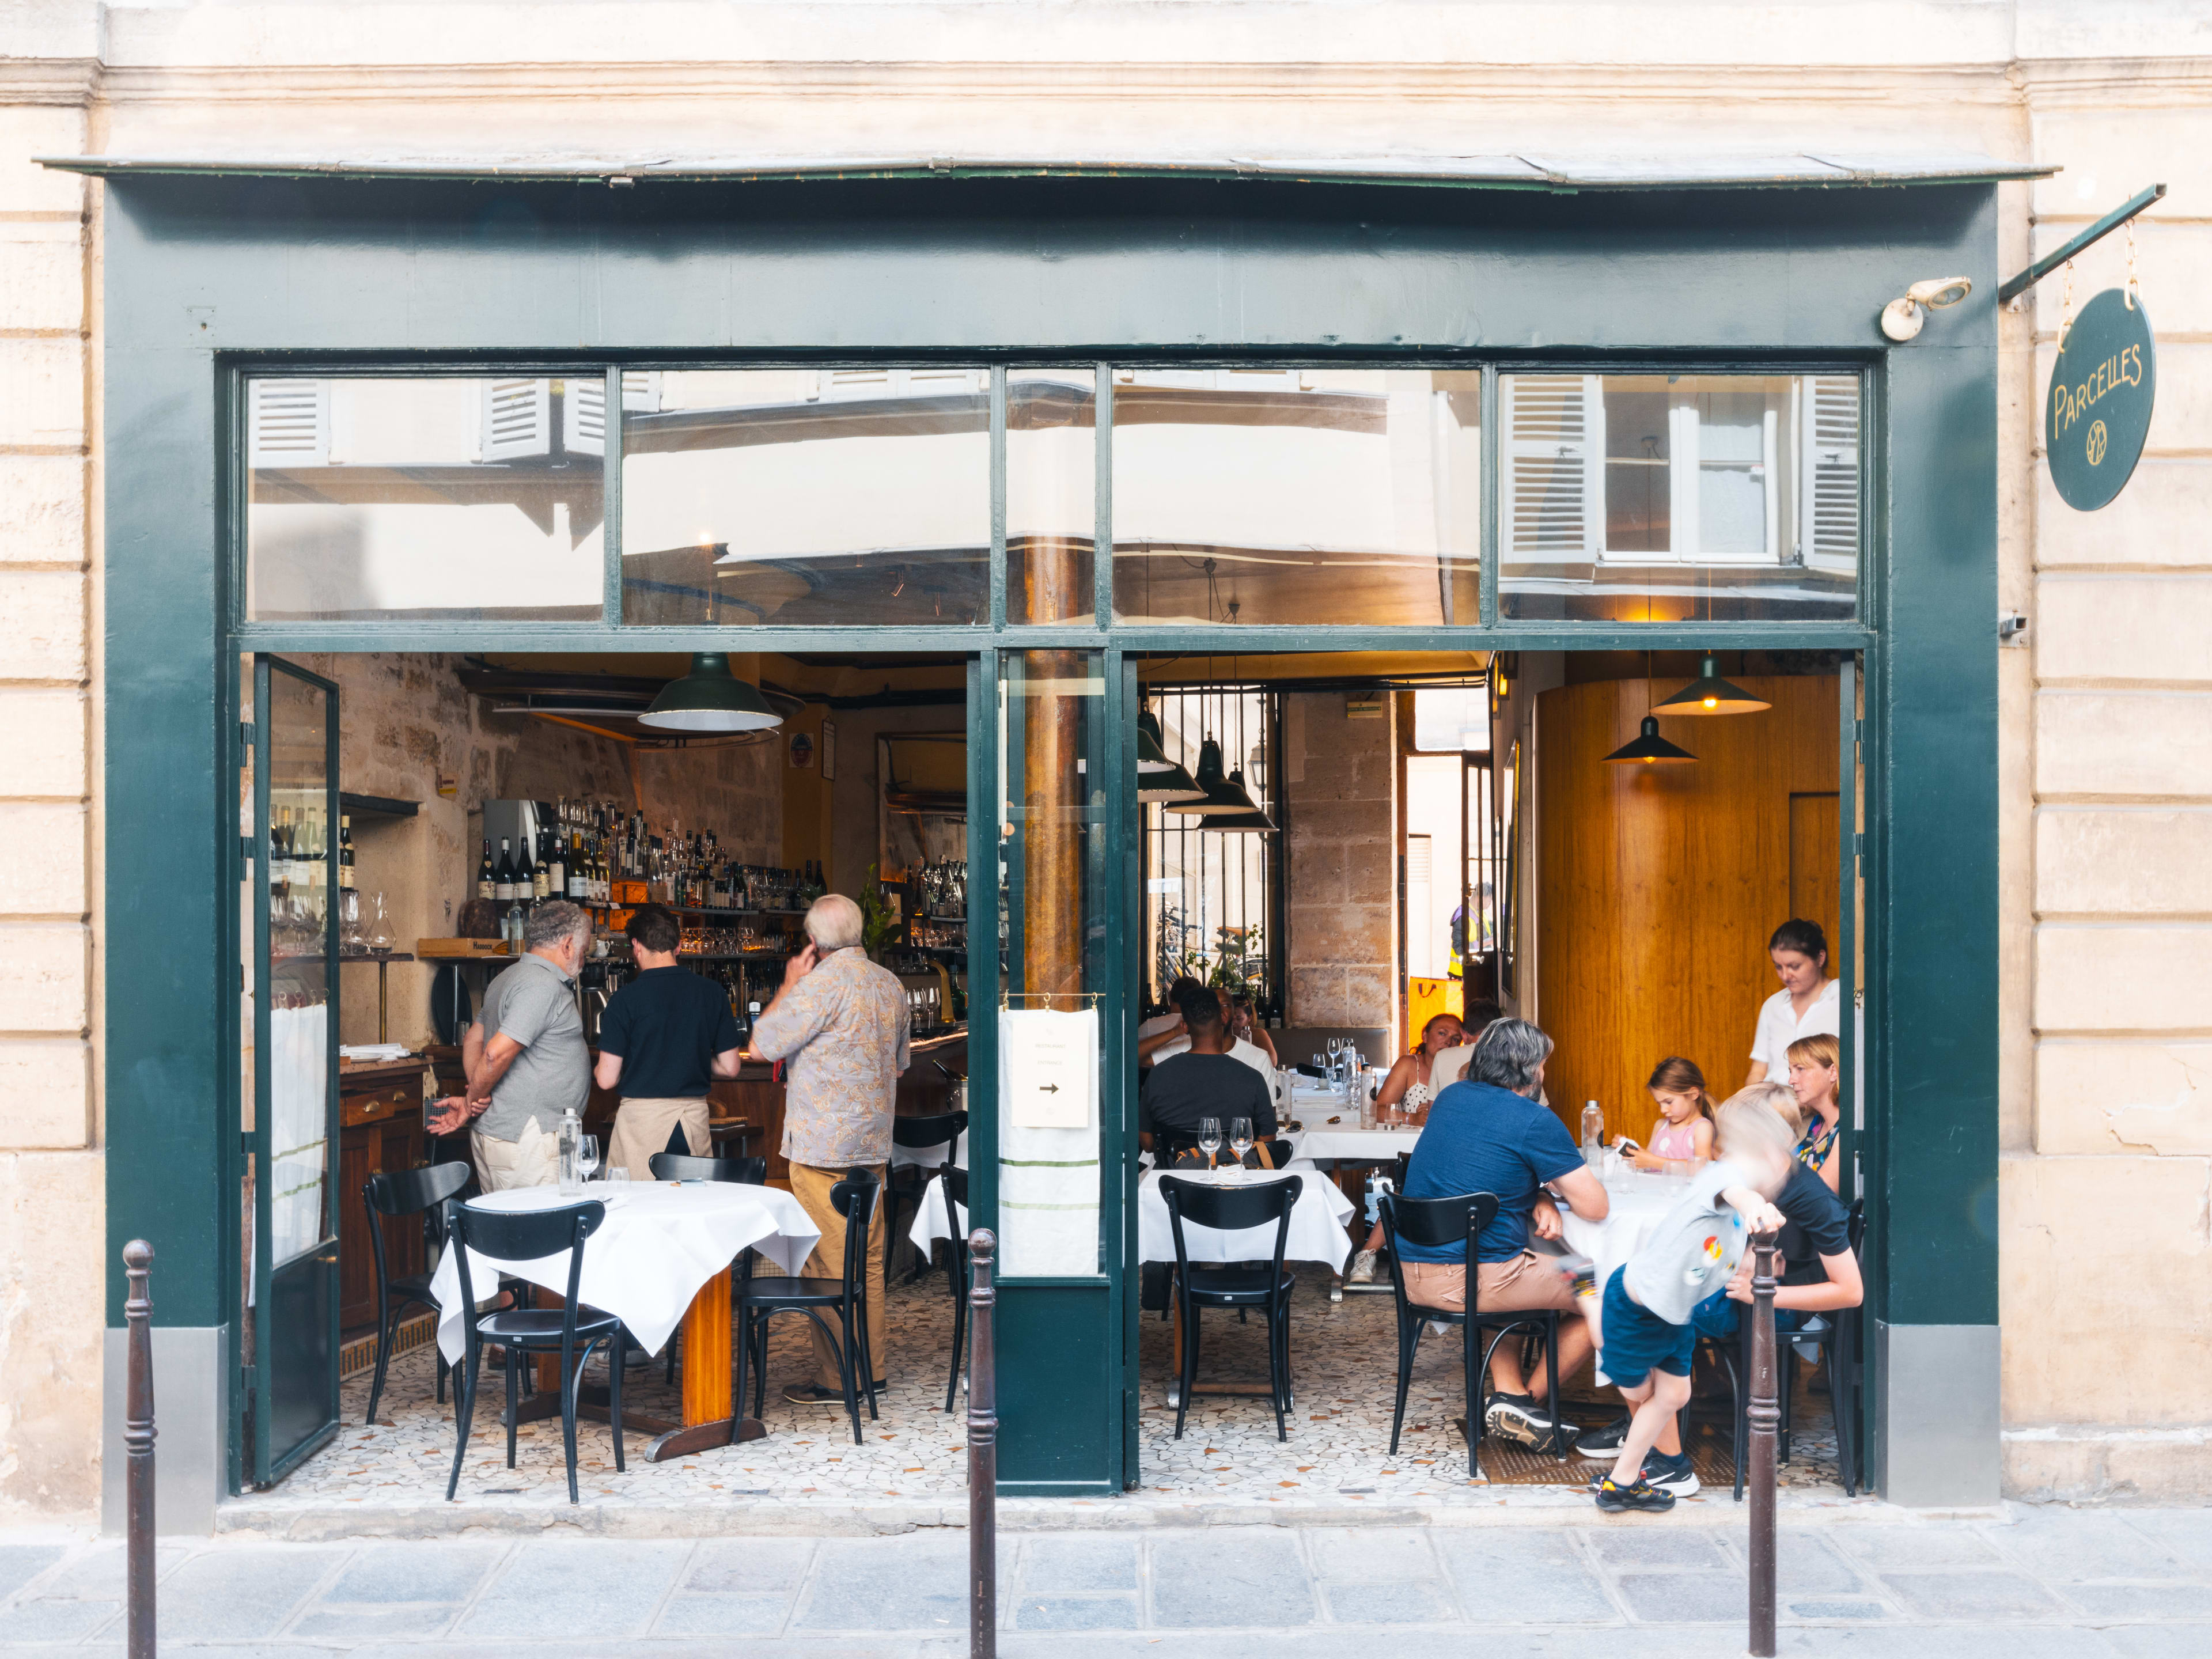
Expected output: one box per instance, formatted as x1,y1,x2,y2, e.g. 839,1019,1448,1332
429,899,594,1191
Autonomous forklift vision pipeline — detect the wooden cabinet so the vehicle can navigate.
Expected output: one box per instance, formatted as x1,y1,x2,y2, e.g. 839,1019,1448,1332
336,1062,428,1336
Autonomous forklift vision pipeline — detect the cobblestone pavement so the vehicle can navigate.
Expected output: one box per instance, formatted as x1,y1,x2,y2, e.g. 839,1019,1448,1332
3,1507,2211,1655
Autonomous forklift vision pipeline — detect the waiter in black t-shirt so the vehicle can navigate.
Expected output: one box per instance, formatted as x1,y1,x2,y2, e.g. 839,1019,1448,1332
1138,982,1277,1153
594,903,745,1176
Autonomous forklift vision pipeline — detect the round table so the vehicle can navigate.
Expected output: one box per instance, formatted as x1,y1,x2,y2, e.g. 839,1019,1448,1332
430,1179,821,1459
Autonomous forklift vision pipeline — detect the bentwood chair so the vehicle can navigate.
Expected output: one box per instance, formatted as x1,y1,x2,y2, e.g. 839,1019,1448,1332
889,1110,968,1283
1705,1196,1866,1500
1158,1173,1302,1441
445,1199,625,1506
646,1153,768,1379
1378,1190,1566,1480
735,1167,880,1445
359,1161,472,1427
940,1166,971,1411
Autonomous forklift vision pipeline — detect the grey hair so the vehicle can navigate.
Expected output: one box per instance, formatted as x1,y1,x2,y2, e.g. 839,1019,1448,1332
805,892,865,952
524,899,591,954
1715,1089,1800,1161
1468,1017,1553,1094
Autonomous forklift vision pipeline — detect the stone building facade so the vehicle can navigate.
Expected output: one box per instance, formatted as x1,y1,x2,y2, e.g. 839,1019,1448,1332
1,0,2207,1518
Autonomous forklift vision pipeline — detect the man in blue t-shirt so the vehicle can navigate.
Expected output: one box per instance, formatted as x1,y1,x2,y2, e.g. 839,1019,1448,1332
1399,1017,1609,1453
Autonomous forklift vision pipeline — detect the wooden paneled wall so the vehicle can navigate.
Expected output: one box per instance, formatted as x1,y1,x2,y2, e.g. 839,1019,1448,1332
1536,675,1839,1143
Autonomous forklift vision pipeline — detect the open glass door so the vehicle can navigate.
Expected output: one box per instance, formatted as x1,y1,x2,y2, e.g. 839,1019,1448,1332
247,655,342,1482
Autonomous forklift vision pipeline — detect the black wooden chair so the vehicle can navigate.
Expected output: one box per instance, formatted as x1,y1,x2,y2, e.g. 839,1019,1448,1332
360,1161,472,1427
938,1166,971,1412
646,1152,768,1379
1158,1173,1301,1441
1703,1196,1866,1500
445,1198,624,1505
888,1110,968,1283
734,1166,880,1445
1378,1189,1566,1480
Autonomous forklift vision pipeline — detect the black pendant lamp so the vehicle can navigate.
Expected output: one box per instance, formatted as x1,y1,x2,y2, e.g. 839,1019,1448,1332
1653,654,1771,717
1205,770,1275,832
1138,710,1206,804
1604,714,1698,766
637,652,783,733
1164,737,1245,815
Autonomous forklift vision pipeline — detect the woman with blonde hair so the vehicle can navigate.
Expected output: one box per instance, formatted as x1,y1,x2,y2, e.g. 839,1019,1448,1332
1786,1032,1843,1193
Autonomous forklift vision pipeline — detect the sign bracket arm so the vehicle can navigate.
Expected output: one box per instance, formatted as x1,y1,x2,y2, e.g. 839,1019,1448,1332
2000,183,2165,305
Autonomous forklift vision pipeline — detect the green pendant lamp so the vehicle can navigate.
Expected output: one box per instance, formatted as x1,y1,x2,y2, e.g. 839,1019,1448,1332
1603,714,1698,766
1138,710,1206,804
637,652,783,733
1653,654,1770,716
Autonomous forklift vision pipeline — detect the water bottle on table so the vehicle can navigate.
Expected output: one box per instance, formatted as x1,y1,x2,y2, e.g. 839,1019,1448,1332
1581,1100,1605,1169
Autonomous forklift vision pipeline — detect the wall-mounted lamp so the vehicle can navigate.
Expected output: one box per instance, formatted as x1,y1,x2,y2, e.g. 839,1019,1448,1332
1880,276,1974,343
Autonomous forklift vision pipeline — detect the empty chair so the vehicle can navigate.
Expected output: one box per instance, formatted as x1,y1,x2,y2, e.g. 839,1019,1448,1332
940,1165,971,1412
1158,1173,1301,1441
445,1199,626,1505
645,1152,767,1378
360,1161,472,1427
734,1167,880,1444
1378,1189,1565,1480
888,1109,968,1283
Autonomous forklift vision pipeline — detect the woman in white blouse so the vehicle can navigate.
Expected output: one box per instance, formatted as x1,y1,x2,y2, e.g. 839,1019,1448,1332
1745,918,1840,1088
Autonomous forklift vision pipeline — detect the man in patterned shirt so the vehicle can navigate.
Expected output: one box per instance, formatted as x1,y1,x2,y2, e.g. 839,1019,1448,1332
749,892,912,1406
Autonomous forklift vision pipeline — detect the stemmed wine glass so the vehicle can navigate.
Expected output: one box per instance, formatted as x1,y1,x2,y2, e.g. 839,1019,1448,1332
576,1134,600,1184
1197,1118,1223,1169
1228,1116,1255,1173
1325,1037,1343,1078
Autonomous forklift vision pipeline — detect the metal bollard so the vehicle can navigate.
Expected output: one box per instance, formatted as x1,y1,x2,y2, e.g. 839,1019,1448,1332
966,1228,997,1659
1746,1232,1780,1659
123,1240,157,1659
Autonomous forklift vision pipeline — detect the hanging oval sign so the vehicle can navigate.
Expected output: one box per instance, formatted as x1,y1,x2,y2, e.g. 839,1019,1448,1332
2047,287,2156,512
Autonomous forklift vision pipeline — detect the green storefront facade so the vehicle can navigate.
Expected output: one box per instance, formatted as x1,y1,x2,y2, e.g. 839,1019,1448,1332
75,157,2018,1520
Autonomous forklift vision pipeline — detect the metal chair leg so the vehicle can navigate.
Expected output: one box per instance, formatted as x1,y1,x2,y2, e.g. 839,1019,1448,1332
505,1347,521,1469
445,1340,480,1501
365,1294,395,1429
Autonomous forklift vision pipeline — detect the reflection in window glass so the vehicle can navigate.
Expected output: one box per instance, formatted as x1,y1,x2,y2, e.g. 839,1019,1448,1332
1010,369,1098,624
1501,372,1859,622
245,377,606,621
1111,369,1480,625
1411,686,1491,753
621,368,990,627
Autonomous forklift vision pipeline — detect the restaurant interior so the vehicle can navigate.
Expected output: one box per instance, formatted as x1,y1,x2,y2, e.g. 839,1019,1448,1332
251,632,1859,1515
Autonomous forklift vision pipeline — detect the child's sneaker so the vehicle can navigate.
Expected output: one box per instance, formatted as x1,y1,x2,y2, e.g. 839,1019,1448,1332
1594,1475,1676,1513
1642,1449,1700,1495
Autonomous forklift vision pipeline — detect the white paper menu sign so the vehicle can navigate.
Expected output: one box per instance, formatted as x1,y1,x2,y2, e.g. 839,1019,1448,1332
1002,1006,1097,1130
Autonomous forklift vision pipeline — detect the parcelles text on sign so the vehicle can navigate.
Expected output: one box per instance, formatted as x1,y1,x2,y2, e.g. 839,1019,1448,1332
2047,288,2157,513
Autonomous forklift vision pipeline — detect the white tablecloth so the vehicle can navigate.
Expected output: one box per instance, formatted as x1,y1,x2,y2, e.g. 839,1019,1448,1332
1138,1164,1355,1268
1551,1170,1694,1296
1286,1123,1423,1165
910,1173,969,1252
431,1180,821,1364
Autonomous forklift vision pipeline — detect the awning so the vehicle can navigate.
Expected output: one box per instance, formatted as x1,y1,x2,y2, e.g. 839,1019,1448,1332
35,150,2054,191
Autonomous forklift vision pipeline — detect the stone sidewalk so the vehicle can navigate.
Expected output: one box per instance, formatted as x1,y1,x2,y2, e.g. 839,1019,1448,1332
1,1506,2209,1656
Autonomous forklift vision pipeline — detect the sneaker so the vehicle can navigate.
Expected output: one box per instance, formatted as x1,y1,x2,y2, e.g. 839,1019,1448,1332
1575,1413,1633,1459
1594,1475,1676,1513
1484,1393,1550,1449
1642,1449,1701,1496
785,1382,849,1407
1346,1249,1378,1285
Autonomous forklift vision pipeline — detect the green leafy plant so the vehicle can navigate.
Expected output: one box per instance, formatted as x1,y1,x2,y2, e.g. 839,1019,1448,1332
859,863,898,954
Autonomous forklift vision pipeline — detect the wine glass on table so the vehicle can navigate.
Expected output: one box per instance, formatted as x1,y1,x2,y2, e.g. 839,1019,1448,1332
1197,1117,1224,1171
1228,1116,1255,1175
577,1134,600,1184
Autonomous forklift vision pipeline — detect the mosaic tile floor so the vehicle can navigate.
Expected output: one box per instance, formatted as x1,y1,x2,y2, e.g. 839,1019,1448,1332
229,1265,1855,1531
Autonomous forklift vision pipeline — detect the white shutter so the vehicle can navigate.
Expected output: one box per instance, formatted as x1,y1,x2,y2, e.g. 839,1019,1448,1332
1799,376,1861,571
561,372,662,456
1503,374,1601,559
248,379,329,468
620,370,662,412
819,368,985,402
479,378,551,461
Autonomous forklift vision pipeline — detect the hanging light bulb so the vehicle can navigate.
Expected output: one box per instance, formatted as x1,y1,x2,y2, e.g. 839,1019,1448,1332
637,652,783,732
1603,714,1698,766
1653,654,1770,717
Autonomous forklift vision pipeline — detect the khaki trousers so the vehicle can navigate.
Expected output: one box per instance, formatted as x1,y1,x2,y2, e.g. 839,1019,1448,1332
471,1119,559,1192
788,1160,889,1389
607,1096,710,1180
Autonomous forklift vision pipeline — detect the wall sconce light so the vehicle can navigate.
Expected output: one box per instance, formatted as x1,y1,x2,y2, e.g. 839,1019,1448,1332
1880,276,1974,343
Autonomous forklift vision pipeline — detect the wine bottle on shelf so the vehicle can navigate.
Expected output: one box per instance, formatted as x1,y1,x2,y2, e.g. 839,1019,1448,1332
566,830,586,903
516,832,538,911
494,836,516,904
478,839,495,902
338,816,355,891
546,819,566,902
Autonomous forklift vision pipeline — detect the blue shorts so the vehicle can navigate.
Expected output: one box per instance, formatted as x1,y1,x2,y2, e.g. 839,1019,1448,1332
1689,1289,1809,1343
1599,1266,1694,1389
